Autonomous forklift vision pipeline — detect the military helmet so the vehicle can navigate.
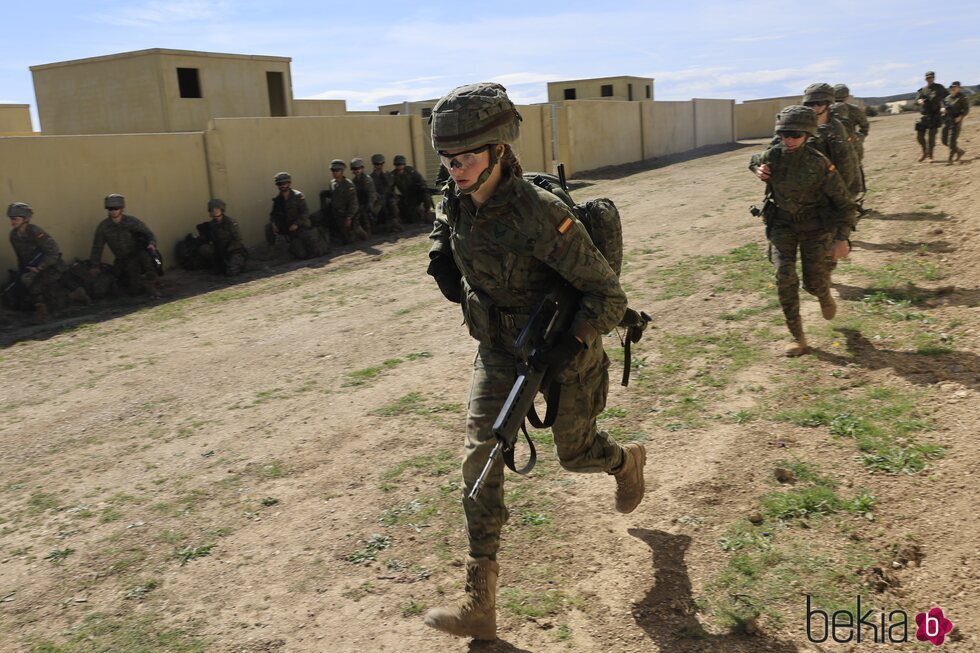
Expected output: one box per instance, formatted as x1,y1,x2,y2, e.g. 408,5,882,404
207,198,226,211
273,171,291,184
775,105,818,137
330,159,346,170
393,155,407,165
802,82,835,104
6,202,33,219
350,157,365,169
925,71,936,78
371,153,385,165
429,82,522,151
833,84,850,100
104,194,126,209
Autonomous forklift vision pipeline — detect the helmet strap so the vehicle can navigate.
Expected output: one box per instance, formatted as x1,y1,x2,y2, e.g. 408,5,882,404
458,144,500,196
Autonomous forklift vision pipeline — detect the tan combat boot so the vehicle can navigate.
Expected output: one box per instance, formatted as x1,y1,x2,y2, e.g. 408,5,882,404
818,292,837,320
424,556,498,640
785,318,810,357
614,442,647,514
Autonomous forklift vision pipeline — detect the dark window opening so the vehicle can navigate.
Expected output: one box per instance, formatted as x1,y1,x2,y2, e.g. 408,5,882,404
389,110,400,115
266,71,286,116
627,83,633,101
177,68,201,98
421,108,432,118
601,84,614,97
645,85,651,99
564,88,576,100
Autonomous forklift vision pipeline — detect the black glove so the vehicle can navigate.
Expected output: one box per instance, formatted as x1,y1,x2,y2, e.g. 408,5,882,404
427,253,462,304
530,332,586,375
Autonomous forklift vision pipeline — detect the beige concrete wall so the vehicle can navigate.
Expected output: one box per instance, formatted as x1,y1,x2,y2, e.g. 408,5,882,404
513,104,551,174
547,77,653,102
204,115,424,246
645,101,696,158
33,53,168,134
0,133,209,272
736,101,780,139
0,105,34,134
293,100,348,116
31,49,293,134
694,99,736,147
556,101,643,176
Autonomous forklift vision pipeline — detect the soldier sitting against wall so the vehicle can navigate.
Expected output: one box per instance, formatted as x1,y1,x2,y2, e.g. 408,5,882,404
5,202,74,321
266,172,323,260
198,199,248,276
391,154,435,225
89,194,162,299
350,158,380,236
370,154,402,233
328,159,367,245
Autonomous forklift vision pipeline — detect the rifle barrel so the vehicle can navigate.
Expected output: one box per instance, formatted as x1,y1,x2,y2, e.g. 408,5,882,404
468,440,503,501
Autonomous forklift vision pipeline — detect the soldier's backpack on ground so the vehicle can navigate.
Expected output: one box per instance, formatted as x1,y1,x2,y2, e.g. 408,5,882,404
62,260,119,301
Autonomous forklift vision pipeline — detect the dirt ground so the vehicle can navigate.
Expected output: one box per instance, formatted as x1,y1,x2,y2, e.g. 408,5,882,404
1,111,976,653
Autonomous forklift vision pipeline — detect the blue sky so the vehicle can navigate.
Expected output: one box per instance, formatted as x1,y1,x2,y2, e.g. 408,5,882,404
3,0,978,129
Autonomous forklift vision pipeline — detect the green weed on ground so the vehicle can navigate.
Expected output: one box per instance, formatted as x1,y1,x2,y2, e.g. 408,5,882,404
27,613,207,652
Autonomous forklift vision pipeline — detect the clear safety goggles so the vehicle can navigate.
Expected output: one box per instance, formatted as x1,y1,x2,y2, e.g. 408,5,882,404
438,144,491,170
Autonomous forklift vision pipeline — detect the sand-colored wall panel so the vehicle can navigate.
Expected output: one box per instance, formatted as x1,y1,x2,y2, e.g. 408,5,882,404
694,99,735,147
645,101,696,158
293,100,348,117
205,115,422,246
513,104,550,174
0,105,33,134
737,101,781,139
0,133,209,272
560,101,643,176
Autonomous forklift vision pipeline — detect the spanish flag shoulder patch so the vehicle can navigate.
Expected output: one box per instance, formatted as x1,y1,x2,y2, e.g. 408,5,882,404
557,216,574,234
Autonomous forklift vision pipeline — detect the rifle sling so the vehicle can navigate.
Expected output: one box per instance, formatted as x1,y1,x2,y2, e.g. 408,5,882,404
502,422,537,475
622,334,633,387
501,379,564,475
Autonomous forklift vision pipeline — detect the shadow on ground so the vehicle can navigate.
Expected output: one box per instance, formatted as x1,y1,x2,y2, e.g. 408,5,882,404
833,282,979,308
628,529,805,652
573,142,756,182
0,224,430,349
813,327,979,391
850,239,955,254
861,210,950,222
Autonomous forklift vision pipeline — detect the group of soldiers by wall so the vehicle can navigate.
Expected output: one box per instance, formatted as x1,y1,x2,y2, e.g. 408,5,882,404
913,71,971,164
4,154,438,322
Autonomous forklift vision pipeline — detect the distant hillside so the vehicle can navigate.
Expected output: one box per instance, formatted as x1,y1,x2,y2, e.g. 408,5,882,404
860,83,978,106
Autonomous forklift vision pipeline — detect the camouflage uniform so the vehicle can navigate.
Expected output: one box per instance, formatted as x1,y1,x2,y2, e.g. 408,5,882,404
830,101,870,162
268,187,321,259
751,114,857,345
432,171,629,558
90,213,159,293
329,174,365,244
942,86,970,160
392,161,432,224
352,161,380,235
200,213,248,276
915,74,949,158
370,158,401,232
9,221,66,306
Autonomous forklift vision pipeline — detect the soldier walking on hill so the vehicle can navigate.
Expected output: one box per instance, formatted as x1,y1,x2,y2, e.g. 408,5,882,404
423,82,646,642
89,194,162,298
915,71,949,162
799,83,862,201
750,106,857,356
830,84,870,162
942,81,970,164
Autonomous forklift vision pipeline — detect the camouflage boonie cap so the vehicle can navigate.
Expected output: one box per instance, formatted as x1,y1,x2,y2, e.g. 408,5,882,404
833,84,850,100
350,157,365,169
274,171,291,184
429,82,522,152
6,202,32,218
775,105,818,137
207,198,226,211
802,83,835,104
104,194,125,209
330,159,346,170
371,153,385,164
393,155,407,165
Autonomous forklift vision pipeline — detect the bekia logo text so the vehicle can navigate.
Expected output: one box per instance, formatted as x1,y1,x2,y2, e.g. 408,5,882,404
806,595,955,645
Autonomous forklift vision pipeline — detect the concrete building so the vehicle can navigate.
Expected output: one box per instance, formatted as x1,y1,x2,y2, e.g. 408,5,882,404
31,49,294,134
0,104,33,134
547,76,654,102
378,100,441,181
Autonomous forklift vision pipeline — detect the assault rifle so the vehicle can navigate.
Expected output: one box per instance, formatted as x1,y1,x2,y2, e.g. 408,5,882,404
3,249,45,294
468,283,580,501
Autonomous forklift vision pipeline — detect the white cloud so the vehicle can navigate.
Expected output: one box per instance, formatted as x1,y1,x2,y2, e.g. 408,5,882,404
91,0,230,28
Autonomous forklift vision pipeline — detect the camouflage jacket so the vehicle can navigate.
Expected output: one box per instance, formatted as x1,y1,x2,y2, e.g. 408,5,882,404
916,83,948,116
270,189,311,230
830,101,870,138
90,214,156,262
769,117,859,195
943,94,970,120
209,215,245,251
750,143,857,241
10,223,64,271
371,169,396,198
353,173,380,214
430,174,626,350
329,177,359,221
392,166,427,199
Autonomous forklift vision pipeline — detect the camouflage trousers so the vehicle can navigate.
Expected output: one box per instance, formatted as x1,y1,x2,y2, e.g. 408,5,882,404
941,122,962,152
113,250,157,294
461,343,626,559
916,114,941,154
199,243,247,276
265,224,323,259
769,222,835,324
